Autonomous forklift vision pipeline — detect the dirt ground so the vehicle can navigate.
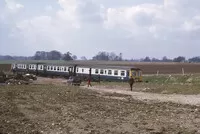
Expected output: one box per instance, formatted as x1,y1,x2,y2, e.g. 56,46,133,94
1,77,200,134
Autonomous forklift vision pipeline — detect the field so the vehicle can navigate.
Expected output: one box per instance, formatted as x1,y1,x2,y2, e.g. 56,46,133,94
1,61,200,133
1,81,200,134
1,60,200,74
0,64,11,72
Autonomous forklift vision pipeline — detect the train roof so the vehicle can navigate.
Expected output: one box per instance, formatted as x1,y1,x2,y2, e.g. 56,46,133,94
76,65,141,70
12,61,141,70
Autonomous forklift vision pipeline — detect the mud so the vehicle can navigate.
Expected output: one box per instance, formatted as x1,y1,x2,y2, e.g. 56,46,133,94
1,78,200,134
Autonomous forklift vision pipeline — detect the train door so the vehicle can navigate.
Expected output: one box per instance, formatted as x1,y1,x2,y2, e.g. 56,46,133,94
68,66,73,76
73,65,77,76
43,64,47,76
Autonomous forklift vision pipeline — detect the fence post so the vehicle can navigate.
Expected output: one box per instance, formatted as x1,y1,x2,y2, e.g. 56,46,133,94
182,68,185,76
157,70,159,76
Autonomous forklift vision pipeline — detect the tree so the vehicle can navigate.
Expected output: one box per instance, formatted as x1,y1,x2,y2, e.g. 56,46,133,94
63,52,73,61
109,52,117,61
173,56,186,62
143,56,151,62
80,56,87,60
152,58,160,62
188,56,200,63
72,55,77,60
92,52,123,61
92,52,109,61
162,56,172,62
33,50,62,60
34,51,42,60
119,53,123,61
49,50,62,60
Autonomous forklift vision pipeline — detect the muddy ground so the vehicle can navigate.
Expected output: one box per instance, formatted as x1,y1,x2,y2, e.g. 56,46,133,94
1,78,200,134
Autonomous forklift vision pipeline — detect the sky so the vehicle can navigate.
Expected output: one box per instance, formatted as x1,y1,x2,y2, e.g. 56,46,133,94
0,0,200,59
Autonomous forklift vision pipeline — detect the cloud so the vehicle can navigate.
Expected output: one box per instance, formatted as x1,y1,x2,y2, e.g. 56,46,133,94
1,0,200,58
5,0,24,13
104,0,200,41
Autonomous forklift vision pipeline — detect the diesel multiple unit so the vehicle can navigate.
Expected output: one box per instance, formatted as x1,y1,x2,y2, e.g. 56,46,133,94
11,62,143,82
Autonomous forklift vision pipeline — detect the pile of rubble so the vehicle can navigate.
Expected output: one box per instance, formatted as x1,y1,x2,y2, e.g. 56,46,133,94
0,71,37,85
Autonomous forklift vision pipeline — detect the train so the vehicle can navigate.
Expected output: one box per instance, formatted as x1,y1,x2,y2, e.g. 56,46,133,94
11,62,143,82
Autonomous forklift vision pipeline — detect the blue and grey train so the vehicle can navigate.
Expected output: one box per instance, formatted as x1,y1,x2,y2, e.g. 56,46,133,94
11,62,143,82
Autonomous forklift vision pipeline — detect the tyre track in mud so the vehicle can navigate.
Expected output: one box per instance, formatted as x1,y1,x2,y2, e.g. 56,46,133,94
82,86,200,106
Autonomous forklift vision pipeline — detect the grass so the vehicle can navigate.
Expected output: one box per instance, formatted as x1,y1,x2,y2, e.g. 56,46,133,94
93,74,200,95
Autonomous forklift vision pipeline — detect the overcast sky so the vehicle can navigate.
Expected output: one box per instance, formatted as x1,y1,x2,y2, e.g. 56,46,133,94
0,0,200,59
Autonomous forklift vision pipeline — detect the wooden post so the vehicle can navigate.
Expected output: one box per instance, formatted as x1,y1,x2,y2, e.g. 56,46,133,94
157,70,159,76
182,68,185,76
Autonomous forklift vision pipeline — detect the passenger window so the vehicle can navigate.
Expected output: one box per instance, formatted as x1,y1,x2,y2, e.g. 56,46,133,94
82,69,84,72
114,70,118,75
57,67,60,71
95,69,99,74
105,70,107,74
108,70,112,75
121,71,125,76
54,66,56,71
64,67,67,71
100,69,104,74
77,68,79,72
40,66,43,70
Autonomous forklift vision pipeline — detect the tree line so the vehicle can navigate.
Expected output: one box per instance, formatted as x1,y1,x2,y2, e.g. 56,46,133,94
1,50,200,62
138,56,200,63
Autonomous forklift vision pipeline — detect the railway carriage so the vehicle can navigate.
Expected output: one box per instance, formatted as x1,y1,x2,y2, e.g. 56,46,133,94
11,62,143,82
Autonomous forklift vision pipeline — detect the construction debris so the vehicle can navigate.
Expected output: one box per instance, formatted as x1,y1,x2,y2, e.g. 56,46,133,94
0,72,37,85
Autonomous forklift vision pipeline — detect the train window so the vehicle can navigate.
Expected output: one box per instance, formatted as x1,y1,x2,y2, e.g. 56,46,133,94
132,71,136,76
40,66,43,70
95,69,99,74
54,66,56,71
121,71,125,76
114,70,118,75
105,70,107,74
50,66,53,70
61,67,64,71
82,69,84,72
68,67,72,72
77,68,79,72
108,70,112,75
29,65,31,69
100,69,104,74
57,67,60,71
64,67,67,71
